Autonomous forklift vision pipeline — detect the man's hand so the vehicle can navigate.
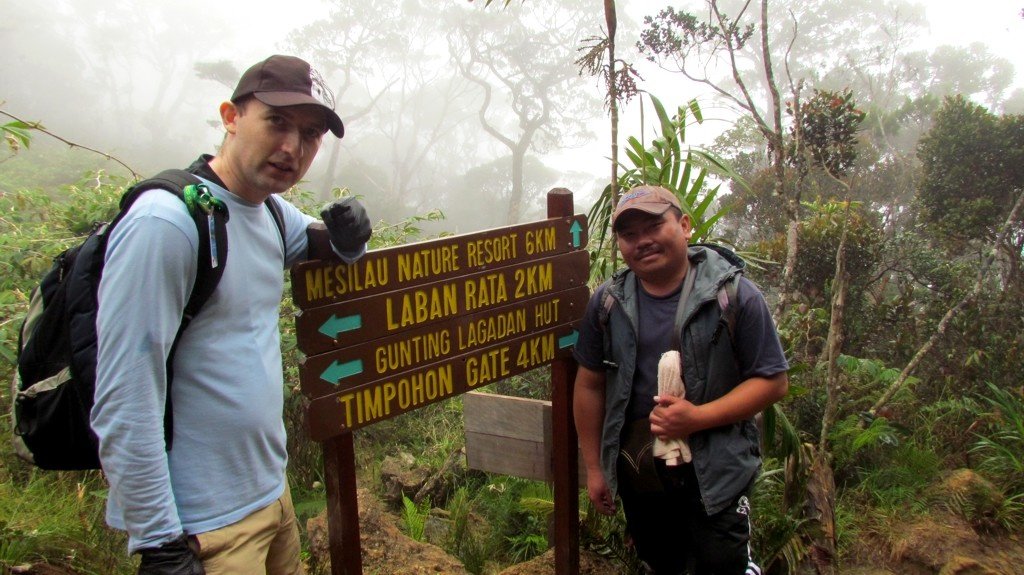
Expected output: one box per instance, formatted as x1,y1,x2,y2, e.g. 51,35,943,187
649,394,703,441
320,197,371,253
586,473,617,516
651,373,789,441
137,534,204,575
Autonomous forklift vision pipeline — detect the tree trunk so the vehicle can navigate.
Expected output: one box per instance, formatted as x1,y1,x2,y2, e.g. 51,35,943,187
783,444,837,575
320,137,343,200
506,143,527,223
819,204,850,453
806,450,837,575
774,77,798,325
606,0,620,269
869,188,1024,417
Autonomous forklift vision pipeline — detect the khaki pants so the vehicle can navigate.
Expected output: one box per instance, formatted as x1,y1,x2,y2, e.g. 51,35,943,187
190,486,305,575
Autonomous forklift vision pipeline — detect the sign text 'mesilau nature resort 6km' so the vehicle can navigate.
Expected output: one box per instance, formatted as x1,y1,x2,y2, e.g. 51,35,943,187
292,215,589,439
293,216,586,307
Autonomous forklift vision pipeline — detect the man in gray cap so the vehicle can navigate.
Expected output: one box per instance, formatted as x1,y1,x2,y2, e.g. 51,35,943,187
573,185,789,574
92,55,369,574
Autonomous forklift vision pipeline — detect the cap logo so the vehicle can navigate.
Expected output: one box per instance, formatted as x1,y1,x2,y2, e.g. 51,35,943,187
617,189,652,206
309,67,335,110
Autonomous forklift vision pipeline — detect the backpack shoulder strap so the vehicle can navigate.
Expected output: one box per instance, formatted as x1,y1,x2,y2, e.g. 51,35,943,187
598,287,617,369
597,270,631,369
264,195,286,242
121,169,229,326
118,169,230,452
712,273,741,346
598,289,615,330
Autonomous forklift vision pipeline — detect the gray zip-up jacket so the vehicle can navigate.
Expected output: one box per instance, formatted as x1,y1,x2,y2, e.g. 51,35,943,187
596,245,767,516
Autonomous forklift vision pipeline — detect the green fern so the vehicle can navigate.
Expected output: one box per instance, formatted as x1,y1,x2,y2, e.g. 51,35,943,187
401,495,430,542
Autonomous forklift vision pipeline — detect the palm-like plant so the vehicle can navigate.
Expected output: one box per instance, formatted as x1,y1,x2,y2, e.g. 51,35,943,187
587,94,743,282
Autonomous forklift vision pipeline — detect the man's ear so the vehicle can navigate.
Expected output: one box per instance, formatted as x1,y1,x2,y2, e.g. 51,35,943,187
220,101,239,134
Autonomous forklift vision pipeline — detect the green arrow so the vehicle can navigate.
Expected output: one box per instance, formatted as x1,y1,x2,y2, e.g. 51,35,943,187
320,359,363,385
318,313,362,338
558,331,579,349
569,219,583,248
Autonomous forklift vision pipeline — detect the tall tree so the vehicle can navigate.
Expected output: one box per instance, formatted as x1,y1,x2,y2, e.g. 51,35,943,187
639,0,800,319
286,0,481,208
448,0,603,223
664,1,1021,344
2,0,227,170
917,96,1024,260
789,88,866,575
576,0,642,269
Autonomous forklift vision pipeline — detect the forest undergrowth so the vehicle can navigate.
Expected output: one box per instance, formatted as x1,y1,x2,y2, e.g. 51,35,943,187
1,142,1023,574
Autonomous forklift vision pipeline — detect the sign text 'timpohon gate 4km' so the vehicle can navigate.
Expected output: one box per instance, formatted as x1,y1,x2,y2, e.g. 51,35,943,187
291,214,589,440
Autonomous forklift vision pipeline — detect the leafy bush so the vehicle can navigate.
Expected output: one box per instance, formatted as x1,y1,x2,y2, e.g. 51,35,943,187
0,173,125,369
750,463,809,575
842,434,940,510
971,383,1024,496
444,486,489,572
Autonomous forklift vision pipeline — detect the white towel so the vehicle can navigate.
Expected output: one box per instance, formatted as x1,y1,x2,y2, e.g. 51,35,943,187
652,350,692,466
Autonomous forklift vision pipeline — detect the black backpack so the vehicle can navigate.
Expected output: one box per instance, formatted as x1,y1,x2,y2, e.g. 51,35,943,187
11,169,283,470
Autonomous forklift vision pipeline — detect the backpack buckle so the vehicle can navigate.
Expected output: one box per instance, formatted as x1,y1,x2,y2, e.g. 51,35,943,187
183,184,226,216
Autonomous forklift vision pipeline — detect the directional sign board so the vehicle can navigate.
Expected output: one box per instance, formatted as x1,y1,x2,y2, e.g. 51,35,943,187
296,250,589,356
305,324,580,439
293,214,589,441
292,215,587,308
299,286,590,400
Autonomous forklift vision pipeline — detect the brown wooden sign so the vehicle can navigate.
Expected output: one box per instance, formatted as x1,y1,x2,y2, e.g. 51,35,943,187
303,190,585,575
463,391,587,485
291,215,588,309
299,286,589,400
305,323,580,440
295,250,589,356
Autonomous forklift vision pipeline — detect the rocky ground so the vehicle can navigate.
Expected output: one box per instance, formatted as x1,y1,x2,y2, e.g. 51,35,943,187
305,488,623,575
303,487,1023,575
12,463,1023,574
841,513,1024,575
299,455,1024,575
13,492,1022,575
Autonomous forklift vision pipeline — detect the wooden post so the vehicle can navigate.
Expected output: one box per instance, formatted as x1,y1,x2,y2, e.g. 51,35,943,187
547,188,580,575
324,433,362,575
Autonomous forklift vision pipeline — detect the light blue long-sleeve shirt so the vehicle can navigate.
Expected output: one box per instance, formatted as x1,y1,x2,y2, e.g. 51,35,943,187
92,177,360,553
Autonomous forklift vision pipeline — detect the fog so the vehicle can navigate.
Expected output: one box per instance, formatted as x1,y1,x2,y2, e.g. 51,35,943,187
2,0,1022,233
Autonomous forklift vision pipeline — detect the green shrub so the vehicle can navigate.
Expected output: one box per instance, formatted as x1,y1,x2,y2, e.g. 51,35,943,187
971,382,1024,494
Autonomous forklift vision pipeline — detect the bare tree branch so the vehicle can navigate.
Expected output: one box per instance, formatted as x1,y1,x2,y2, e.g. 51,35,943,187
0,109,140,180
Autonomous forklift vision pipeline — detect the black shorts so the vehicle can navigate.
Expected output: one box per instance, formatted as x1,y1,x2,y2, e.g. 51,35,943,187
617,451,759,575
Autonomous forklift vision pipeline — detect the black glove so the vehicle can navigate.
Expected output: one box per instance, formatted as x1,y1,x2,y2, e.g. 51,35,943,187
320,197,372,253
137,534,205,575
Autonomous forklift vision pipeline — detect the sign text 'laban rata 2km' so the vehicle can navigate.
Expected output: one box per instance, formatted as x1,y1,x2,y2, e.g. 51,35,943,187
292,214,589,439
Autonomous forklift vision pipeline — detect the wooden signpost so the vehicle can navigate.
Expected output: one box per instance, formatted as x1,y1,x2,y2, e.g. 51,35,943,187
292,189,587,575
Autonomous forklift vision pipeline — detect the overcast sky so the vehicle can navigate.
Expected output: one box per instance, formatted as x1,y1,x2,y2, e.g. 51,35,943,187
212,0,1023,66
3,0,1022,224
